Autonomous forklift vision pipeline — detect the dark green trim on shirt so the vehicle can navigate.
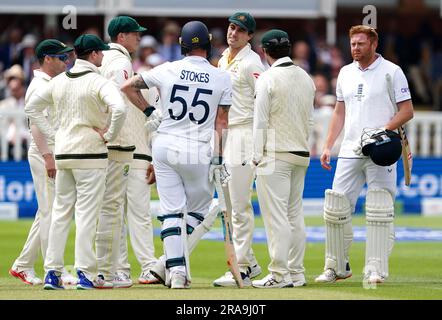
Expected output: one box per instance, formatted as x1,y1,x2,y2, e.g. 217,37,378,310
65,70,93,78
107,146,136,152
133,154,152,162
55,153,108,160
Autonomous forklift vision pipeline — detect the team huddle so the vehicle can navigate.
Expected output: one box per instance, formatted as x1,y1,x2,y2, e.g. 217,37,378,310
9,12,413,290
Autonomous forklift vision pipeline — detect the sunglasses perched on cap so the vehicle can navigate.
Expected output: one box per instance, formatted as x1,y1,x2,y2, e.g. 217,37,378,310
262,37,290,49
44,53,69,62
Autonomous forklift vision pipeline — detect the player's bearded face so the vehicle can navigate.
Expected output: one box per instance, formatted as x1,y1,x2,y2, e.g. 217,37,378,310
350,33,376,62
227,23,251,49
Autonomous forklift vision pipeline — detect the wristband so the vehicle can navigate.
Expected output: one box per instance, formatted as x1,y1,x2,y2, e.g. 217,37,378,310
143,106,156,117
210,156,223,165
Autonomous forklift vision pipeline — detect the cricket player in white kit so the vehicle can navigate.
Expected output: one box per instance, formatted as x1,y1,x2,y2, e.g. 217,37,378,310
95,15,150,288
122,20,232,289
10,39,77,286
118,87,161,285
25,34,127,290
213,12,265,287
315,25,414,284
251,30,315,289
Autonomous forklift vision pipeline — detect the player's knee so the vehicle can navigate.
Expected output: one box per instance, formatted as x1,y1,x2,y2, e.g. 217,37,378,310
365,189,394,223
186,212,204,235
323,189,352,224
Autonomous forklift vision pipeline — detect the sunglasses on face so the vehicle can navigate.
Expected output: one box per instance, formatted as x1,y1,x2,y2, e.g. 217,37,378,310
44,54,69,62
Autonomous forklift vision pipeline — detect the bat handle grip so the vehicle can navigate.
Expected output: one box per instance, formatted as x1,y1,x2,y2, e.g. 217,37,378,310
214,168,227,212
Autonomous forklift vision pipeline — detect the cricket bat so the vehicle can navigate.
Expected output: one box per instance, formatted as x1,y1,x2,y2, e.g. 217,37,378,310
214,169,244,288
386,73,412,186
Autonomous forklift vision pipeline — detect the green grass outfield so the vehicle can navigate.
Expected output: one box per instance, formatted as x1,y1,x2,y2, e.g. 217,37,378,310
1,215,442,300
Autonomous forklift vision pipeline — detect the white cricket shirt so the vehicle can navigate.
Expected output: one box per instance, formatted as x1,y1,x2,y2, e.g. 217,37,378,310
25,70,56,147
336,54,411,157
141,55,232,142
218,43,265,127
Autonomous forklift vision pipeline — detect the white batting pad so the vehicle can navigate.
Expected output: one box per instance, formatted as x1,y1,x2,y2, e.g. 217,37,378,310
187,201,219,252
365,189,395,279
323,189,352,276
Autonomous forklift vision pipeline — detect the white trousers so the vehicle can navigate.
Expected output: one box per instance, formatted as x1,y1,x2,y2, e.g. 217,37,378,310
118,167,157,275
13,145,55,271
332,158,397,211
95,159,131,280
224,125,258,271
44,168,106,281
256,158,307,282
153,134,213,274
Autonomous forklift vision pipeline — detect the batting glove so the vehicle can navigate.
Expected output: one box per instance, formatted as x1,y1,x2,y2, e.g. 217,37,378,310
209,156,230,186
144,109,162,133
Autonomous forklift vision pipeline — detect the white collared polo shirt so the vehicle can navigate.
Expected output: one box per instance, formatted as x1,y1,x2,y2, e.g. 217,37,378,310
336,55,411,157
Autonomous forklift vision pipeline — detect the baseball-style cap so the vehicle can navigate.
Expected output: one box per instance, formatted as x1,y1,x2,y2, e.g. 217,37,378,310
228,12,256,33
261,29,291,49
35,39,73,59
108,16,147,37
74,34,110,55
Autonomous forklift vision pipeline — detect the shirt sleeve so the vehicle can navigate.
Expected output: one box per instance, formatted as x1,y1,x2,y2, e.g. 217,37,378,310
219,73,233,106
252,76,271,162
140,62,169,89
24,81,56,143
245,59,265,90
105,57,133,88
393,68,412,103
336,71,344,102
98,80,127,142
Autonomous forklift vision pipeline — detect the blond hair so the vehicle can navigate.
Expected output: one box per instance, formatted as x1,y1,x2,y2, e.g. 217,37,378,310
349,25,378,43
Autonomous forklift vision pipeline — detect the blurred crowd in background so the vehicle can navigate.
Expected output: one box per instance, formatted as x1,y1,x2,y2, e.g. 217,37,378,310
1,7,442,160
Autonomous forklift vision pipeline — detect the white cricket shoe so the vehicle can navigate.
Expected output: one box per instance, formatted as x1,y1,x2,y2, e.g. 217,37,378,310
61,270,78,285
9,268,42,285
170,271,190,289
113,272,133,288
290,273,307,287
212,264,261,287
364,271,385,284
150,257,166,285
252,274,294,289
138,271,160,284
94,274,114,289
315,268,352,283
315,263,352,283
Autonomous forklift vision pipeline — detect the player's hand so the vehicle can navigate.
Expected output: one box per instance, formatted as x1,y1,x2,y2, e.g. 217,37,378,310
209,156,230,186
93,127,108,143
43,152,56,179
146,163,156,185
144,109,162,133
320,148,332,171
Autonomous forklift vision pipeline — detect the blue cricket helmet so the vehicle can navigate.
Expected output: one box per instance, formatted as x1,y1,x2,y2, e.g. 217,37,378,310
179,21,212,56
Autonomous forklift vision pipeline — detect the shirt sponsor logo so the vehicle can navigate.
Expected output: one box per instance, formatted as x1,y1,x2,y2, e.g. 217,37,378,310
252,72,260,79
401,88,409,94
